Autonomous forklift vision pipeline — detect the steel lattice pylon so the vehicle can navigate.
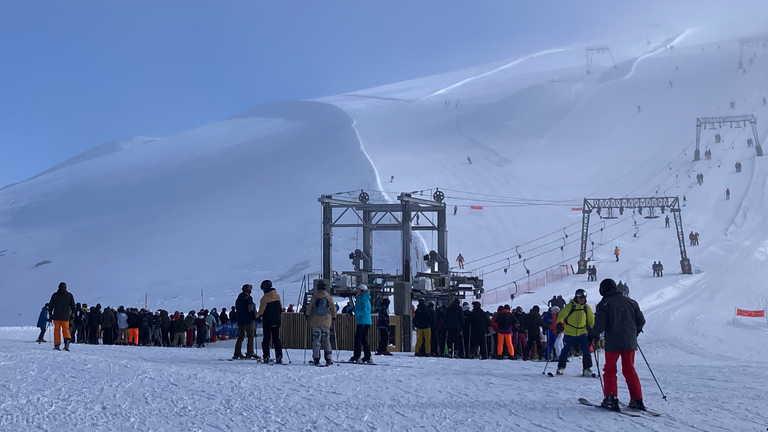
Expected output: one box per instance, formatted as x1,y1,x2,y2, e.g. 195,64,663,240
694,115,762,160
577,197,692,275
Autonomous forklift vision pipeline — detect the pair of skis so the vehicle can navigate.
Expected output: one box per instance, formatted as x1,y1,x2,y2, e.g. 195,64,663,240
578,398,662,417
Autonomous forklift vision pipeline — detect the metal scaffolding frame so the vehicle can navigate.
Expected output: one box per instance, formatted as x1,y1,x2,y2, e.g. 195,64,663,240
577,197,692,275
585,45,616,76
694,115,762,161
738,36,768,69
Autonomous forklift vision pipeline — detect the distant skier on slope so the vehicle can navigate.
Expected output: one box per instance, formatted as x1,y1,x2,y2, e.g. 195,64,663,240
652,261,658,277
657,261,663,277
456,253,465,269
592,278,646,411
453,205,458,216
555,289,594,376
614,246,620,262
725,188,731,201
665,215,670,228
467,156,473,165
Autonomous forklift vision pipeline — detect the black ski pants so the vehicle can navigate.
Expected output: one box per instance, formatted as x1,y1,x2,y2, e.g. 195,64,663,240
470,331,488,358
102,328,114,345
446,328,464,357
353,324,371,360
37,327,46,341
161,327,170,346
377,327,388,353
262,325,283,359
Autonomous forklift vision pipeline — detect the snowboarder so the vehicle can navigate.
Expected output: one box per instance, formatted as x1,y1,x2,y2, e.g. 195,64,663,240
233,284,256,359
725,188,730,201
350,284,372,363
36,304,50,343
665,215,670,228
555,289,594,376
592,278,646,411
255,280,283,363
453,205,458,216
375,297,391,356
306,279,337,365
456,253,465,269
413,299,434,356
614,246,620,262
652,261,658,277
48,282,76,351
657,261,663,277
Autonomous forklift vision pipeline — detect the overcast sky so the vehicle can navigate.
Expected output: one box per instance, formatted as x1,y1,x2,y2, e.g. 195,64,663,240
0,0,764,186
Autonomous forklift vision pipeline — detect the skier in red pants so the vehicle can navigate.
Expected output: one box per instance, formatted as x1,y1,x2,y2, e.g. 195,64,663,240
592,278,646,411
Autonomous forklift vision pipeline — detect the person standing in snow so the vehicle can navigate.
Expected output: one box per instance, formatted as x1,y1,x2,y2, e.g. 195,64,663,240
173,312,187,348
665,215,670,228
205,309,216,342
413,299,434,357
592,278,646,411
101,307,116,345
453,205,458,216
350,284,373,363
657,262,663,277
255,280,284,363
614,246,620,262
233,284,257,359
456,254,465,269
555,295,566,310
73,303,85,344
48,282,76,351
548,296,558,308
725,188,730,201
306,279,337,365
444,299,465,358
652,262,658,277
375,297,391,356
555,289,594,376
116,307,129,345
194,311,207,348
36,304,50,343
524,305,544,360
88,304,102,345
468,302,490,359
493,305,516,359
511,306,527,359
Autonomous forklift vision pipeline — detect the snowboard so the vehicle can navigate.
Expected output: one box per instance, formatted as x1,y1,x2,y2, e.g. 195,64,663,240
578,398,640,417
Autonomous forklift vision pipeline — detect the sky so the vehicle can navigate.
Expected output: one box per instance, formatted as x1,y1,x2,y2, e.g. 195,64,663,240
0,0,762,186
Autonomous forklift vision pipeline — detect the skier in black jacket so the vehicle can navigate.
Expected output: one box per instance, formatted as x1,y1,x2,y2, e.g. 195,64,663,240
160,310,171,347
444,299,465,358
592,278,647,411
413,299,434,356
234,284,257,359
254,280,283,363
468,302,491,359
88,305,102,344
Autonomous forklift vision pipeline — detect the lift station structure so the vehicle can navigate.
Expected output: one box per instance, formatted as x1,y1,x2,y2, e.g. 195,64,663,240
694,115,763,160
577,197,692,275
738,36,768,69
313,189,483,351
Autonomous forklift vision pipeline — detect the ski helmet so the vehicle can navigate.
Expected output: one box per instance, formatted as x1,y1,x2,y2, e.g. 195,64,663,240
574,289,587,298
260,280,273,291
599,278,617,296
242,284,252,293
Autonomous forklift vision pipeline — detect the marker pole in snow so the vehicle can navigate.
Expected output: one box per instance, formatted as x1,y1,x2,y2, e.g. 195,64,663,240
638,344,667,401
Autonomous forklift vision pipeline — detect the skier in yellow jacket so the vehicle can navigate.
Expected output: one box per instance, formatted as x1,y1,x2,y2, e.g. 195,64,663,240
555,289,595,376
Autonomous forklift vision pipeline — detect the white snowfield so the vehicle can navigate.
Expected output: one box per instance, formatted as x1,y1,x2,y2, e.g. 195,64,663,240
2,16,768,432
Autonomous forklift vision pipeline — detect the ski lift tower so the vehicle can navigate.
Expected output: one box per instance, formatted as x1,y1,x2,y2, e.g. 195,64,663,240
694,115,762,161
586,45,617,76
577,197,692,275
738,36,768,69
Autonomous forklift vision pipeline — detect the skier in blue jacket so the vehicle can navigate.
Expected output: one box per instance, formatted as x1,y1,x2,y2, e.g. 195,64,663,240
36,304,50,343
350,284,372,363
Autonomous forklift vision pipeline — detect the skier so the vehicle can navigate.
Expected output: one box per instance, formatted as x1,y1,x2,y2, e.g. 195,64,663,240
657,261,663,277
456,253,465,269
205,309,216,342
689,231,695,246
524,306,544,360
48,282,76,351
160,309,171,346
306,279,337,365
695,232,700,245
468,302,490,359
350,284,372,363
453,205,458,216
543,306,560,360
592,278,646,411
548,296,558,308
375,297,391,356
652,261,658,277
592,266,598,281
614,246,620,262
725,188,730,201
413,299,433,357
445,299,465,358
555,289,594,376
150,311,162,346
467,156,472,165
88,304,102,345
390,175,394,183
555,295,566,309
173,312,187,347
233,284,257,359
665,215,670,228
101,307,116,345
493,305,516,359
116,307,128,345
73,303,85,343
617,281,630,297
637,105,641,113
36,304,50,343
194,311,207,347
511,306,527,359
255,280,283,363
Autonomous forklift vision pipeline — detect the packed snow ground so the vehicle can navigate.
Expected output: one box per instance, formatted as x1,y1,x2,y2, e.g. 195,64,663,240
1,15,768,432
1,328,766,432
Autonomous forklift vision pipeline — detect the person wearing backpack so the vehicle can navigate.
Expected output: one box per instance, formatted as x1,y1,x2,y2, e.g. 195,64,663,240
555,289,595,376
305,280,337,366
375,298,392,356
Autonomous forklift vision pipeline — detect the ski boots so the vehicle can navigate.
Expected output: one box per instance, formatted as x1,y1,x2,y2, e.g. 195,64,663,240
232,353,245,360
313,358,320,366
361,358,374,364
628,399,647,411
53,345,61,351
600,394,620,411
275,356,283,364
348,356,360,363
63,339,70,351
555,368,565,375
325,357,334,366
582,368,594,377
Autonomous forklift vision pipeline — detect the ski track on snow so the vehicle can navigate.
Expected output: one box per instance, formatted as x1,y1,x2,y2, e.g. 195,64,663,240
624,28,696,80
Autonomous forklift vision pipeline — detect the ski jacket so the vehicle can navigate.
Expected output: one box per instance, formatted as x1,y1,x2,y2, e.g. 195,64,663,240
37,307,49,328
184,315,196,330
117,313,128,329
306,290,337,328
101,309,116,329
160,311,170,329
435,307,446,330
592,290,645,352
524,311,543,335
444,304,465,330
512,311,527,333
194,317,207,332
220,311,229,325
468,307,490,333
376,305,389,329
127,311,140,329
150,315,161,330
236,292,256,325
174,317,187,333
255,288,283,328
413,304,433,329
557,300,594,337
205,314,216,328
74,308,85,325
354,291,372,325
48,287,76,321
493,309,516,335
88,308,102,328
614,247,620,256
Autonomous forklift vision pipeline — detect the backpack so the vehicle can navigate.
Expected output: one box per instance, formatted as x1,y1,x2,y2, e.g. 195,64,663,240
314,297,329,316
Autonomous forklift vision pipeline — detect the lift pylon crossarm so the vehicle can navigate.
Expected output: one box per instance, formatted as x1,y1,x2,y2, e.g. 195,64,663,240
694,115,762,160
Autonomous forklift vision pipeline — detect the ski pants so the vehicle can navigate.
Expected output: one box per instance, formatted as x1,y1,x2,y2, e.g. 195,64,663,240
353,324,371,360
415,328,431,354
118,328,128,344
186,329,194,347
470,331,488,358
102,328,114,345
88,326,100,344
53,320,70,346
196,328,206,346
161,327,170,346
526,333,541,359
37,327,46,341
557,334,593,370
497,333,514,356
173,332,185,348
128,328,139,346
512,332,527,358
74,324,84,343
235,324,254,356
312,326,332,360
446,328,463,357
151,328,162,346
603,350,643,400
377,327,388,354
546,330,557,358
262,325,282,359
437,330,447,356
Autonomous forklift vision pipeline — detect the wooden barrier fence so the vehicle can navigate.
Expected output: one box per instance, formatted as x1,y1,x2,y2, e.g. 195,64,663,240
278,313,403,352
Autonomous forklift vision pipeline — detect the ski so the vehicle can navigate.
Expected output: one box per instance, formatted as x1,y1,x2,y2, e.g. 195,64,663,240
547,372,597,378
337,361,380,366
578,398,641,417
619,402,662,417
221,358,262,362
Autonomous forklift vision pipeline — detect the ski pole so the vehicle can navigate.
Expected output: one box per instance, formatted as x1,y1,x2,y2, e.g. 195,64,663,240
284,347,292,364
592,342,605,395
637,344,667,401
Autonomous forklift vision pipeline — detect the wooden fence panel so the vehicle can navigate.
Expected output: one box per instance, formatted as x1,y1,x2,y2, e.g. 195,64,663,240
278,313,402,352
